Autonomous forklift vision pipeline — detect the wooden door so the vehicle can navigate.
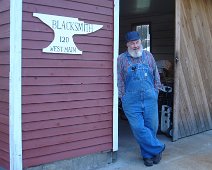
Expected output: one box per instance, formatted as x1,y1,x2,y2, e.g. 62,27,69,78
173,0,212,141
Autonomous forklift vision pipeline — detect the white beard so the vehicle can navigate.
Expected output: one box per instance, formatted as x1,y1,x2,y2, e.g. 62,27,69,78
128,46,143,58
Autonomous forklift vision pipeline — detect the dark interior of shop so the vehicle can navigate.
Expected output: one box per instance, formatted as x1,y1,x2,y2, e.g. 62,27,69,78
118,0,175,140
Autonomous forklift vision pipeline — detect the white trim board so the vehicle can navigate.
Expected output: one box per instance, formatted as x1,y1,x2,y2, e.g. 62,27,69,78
113,0,119,152
9,0,23,169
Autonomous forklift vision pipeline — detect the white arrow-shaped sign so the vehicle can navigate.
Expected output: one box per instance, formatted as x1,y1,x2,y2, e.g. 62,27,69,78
33,13,103,54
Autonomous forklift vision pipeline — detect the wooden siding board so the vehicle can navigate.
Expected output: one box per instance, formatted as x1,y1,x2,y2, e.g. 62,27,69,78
0,0,9,12
0,90,9,103
22,59,112,68
0,24,10,38
22,91,112,104
23,136,112,159
22,106,112,123
22,68,112,77
72,0,113,8
0,38,9,51
0,131,9,143
23,1,113,16
0,159,9,170
0,114,9,125
22,121,112,140
0,78,9,91
23,6,113,24
22,77,112,86
0,148,10,170
0,123,9,134
23,112,112,131
0,140,9,153
22,84,112,95
0,24,9,39
0,102,9,114
22,98,112,113
0,78,9,90
23,128,112,150
23,49,113,60
23,0,113,9
0,150,9,161
23,143,112,168
0,11,10,27
0,53,10,65
0,157,9,164
0,66,9,77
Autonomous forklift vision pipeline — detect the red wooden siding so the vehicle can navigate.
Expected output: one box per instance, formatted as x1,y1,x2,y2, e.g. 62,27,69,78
0,1,10,169
22,0,114,168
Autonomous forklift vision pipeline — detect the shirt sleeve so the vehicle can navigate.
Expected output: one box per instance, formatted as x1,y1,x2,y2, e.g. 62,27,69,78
152,57,163,91
147,52,162,91
117,55,125,98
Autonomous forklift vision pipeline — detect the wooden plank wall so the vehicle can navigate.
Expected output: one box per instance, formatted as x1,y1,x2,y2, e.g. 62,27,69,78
176,0,212,139
0,1,10,169
119,13,175,64
22,0,114,168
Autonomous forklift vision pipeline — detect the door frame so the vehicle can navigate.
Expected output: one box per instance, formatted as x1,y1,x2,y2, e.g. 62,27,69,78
113,0,119,151
10,0,23,169
173,0,180,141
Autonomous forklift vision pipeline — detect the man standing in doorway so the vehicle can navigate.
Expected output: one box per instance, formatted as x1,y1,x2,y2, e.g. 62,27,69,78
117,31,165,167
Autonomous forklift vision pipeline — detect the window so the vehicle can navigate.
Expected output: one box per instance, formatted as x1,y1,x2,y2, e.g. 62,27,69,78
132,23,151,52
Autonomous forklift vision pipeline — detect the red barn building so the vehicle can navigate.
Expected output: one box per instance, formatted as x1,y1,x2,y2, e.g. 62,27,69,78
0,0,118,169
1,0,212,170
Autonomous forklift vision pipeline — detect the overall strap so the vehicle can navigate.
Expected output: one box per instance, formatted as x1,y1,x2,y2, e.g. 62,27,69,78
141,50,146,64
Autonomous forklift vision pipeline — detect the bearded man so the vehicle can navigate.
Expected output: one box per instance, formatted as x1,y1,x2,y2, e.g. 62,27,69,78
117,31,165,167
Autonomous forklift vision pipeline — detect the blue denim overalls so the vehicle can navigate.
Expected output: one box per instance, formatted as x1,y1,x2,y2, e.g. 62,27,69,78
121,51,164,159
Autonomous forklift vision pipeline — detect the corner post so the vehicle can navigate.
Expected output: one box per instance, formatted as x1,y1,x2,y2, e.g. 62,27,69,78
113,0,120,151
10,0,23,169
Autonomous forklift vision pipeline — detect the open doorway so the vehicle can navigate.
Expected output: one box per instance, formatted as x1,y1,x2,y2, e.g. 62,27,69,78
118,0,175,147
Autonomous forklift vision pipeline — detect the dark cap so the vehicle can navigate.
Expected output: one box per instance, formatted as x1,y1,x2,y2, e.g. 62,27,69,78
125,31,140,42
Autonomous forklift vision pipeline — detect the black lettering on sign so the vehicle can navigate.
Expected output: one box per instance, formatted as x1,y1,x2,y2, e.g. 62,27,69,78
60,36,69,43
